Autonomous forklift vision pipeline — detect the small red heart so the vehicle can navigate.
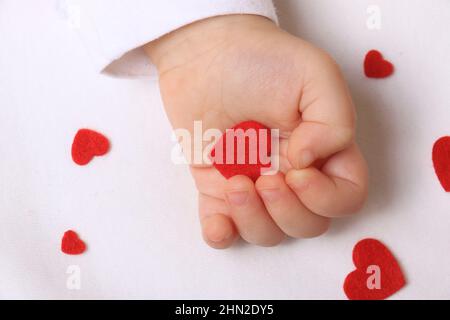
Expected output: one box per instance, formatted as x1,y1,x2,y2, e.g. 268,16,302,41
344,239,405,300
364,50,394,78
432,136,450,192
211,121,272,182
61,230,86,255
71,129,110,165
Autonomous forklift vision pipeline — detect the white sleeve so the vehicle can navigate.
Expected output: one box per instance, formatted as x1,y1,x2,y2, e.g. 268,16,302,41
64,0,278,77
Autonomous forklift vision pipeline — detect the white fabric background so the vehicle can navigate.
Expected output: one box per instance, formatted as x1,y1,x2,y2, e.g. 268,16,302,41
71,0,278,75
1,0,450,299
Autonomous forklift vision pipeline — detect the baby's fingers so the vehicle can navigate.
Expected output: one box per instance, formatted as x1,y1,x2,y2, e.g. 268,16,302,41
225,175,285,247
285,144,368,217
199,193,238,249
256,173,330,238
288,49,355,169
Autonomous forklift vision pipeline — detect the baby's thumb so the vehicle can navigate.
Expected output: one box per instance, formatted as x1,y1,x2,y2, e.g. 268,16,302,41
288,50,355,169
287,121,353,169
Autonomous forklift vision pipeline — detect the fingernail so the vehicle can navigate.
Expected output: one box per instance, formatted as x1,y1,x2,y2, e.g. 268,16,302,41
286,172,310,193
208,229,232,243
226,191,249,206
258,189,280,202
299,150,314,168
289,182,309,193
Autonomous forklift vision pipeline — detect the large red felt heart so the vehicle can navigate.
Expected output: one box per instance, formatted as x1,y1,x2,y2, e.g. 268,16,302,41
344,239,405,300
211,121,272,182
432,136,450,192
364,50,394,78
71,129,110,165
61,230,86,255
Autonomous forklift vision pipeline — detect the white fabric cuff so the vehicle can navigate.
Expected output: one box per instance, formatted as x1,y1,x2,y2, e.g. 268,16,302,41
65,0,277,77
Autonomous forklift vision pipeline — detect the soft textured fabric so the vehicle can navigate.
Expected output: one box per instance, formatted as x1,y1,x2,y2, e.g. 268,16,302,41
61,230,87,255
432,136,450,192
364,50,395,78
68,0,278,76
71,128,110,166
211,121,272,182
344,239,405,300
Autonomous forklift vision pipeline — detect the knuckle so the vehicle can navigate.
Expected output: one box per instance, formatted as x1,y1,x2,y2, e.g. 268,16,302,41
316,50,341,73
336,126,355,147
258,235,285,247
288,221,330,239
226,175,253,191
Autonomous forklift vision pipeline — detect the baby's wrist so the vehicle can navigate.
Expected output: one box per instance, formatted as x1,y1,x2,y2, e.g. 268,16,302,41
144,14,275,73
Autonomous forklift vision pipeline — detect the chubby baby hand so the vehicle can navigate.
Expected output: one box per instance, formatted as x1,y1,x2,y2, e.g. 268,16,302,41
144,15,368,249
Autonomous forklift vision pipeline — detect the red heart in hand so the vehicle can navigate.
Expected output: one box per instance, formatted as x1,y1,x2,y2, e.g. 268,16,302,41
344,239,405,300
364,50,394,78
61,230,86,255
211,121,272,182
71,129,110,165
433,136,450,192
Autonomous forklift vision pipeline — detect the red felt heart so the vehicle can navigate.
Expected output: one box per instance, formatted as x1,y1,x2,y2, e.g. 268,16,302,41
344,239,405,300
71,129,110,165
61,230,86,255
364,50,394,78
433,136,450,192
211,121,272,182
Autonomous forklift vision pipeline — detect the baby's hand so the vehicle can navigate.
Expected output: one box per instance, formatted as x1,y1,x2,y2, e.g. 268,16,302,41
144,15,368,249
